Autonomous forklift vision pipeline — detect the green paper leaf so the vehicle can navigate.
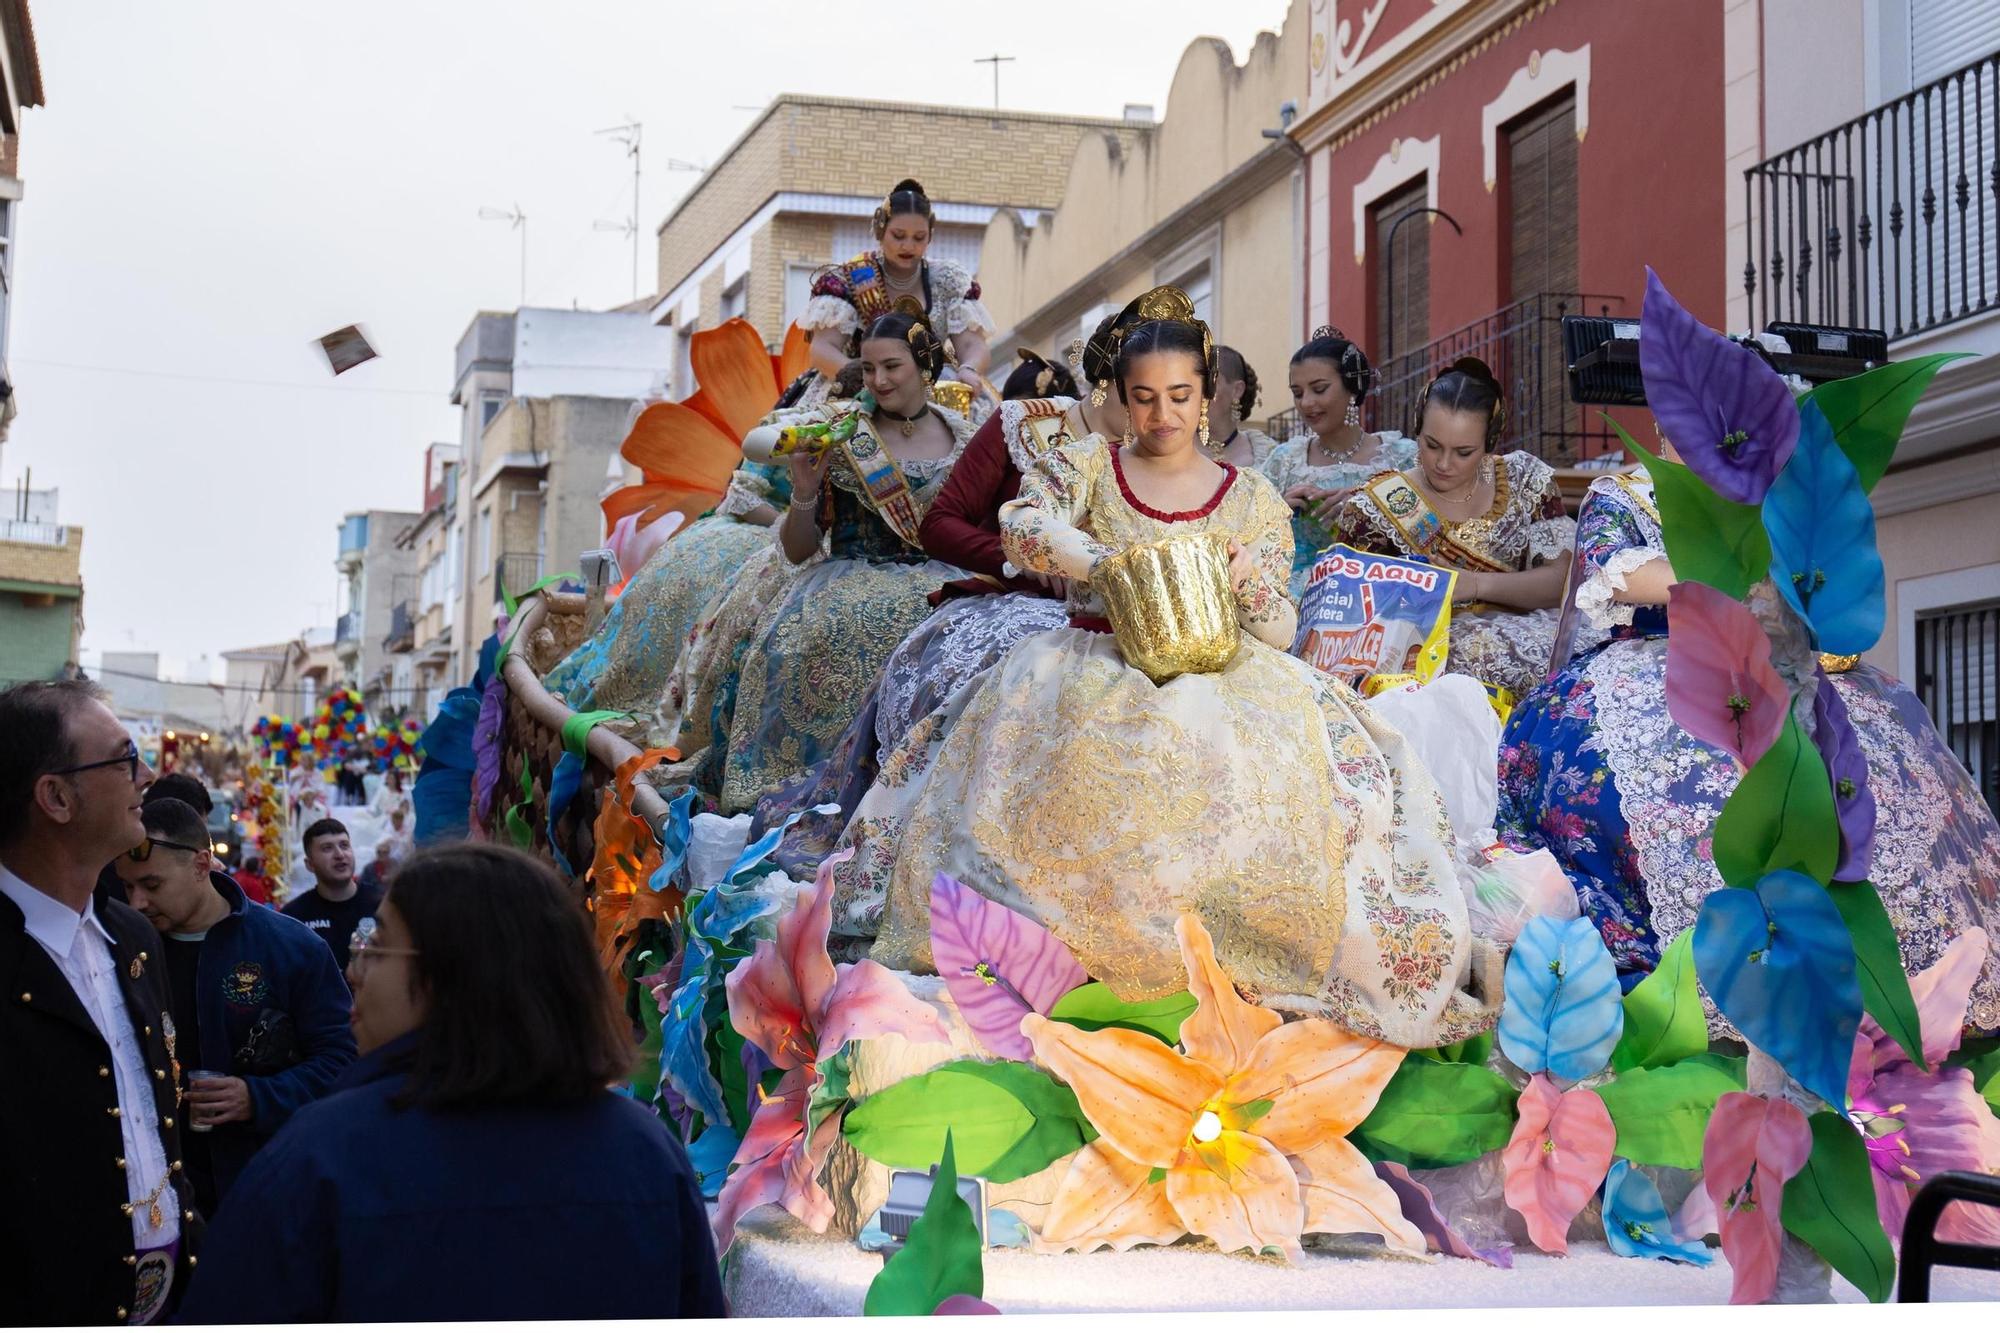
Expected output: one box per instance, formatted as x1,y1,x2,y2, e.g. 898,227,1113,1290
1712,715,1839,887
843,1059,1097,1183
1949,1043,2000,1114
1801,353,1970,492
1351,1057,1519,1169
561,709,629,758
1596,1053,1747,1168
1829,881,1926,1072
806,1047,853,1141
1781,1111,1896,1303
1614,419,1772,599
864,1131,985,1317
1415,1030,1495,1066
1982,1065,2000,1116
1612,931,1708,1072
1045,982,1197,1044
716,1011,751,1136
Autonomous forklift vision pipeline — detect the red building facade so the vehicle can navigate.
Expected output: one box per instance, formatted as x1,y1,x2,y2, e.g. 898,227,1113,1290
1293,0,1729,461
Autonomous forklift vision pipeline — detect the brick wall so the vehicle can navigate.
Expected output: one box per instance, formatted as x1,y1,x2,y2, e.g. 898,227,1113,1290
0,525,83,587
748,213,836,337
657,96,1138,298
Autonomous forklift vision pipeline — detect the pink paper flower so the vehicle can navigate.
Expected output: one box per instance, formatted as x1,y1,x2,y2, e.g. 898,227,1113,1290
1702,1092,1813,1304
711,853,951,1251
1846,928,2000,1250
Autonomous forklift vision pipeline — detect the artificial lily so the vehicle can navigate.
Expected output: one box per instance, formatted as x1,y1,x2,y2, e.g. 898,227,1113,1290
711,854,950,1252
1024,915,1420,1260
1846,927,2000,1249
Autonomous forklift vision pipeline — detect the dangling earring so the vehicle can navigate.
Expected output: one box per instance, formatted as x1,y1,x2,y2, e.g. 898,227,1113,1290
1089,380,1108,408
1122,425,1136,447
1342,399,1361,428
1198,402,1211,451
1480,454,1495,485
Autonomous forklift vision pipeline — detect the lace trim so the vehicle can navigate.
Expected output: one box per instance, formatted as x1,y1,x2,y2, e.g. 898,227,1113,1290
1576,546,1661,630
997,397,1079,474
946,296,996,338
1109,444,1238,522
715,468,776,519
1527,515,1578,564
798,293,861,336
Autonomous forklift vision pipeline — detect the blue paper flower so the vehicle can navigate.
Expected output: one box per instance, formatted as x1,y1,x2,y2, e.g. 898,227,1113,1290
1762,399,1886,655
1498,915,1625,1081
1603,1159,1713,1265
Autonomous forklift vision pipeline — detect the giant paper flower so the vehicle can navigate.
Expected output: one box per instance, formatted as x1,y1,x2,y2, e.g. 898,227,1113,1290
602,318,811,536
1023,915,1421,1261
712,853,950,1252
1846,927,2000,1249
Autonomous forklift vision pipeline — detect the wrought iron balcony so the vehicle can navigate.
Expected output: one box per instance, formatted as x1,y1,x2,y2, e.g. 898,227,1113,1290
1366,292,1627,467
1745,53,2000,341
335,610,360,646
382,600,416,653
494,551,543,600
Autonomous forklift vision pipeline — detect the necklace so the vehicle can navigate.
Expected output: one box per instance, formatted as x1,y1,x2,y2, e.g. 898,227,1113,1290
124,1172,170,1230
874,402,930,438
1426,471,1485,514
880,253,922,294
1313,429,1365,468
1208,427,1240,458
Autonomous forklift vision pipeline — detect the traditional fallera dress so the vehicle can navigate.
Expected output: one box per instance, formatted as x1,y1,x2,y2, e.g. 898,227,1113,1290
798,251,994,365
1495,472,2000,1029
1335,450,1575,696
542,459,791,720
711,404,975,814
752,397,1079,894
1257,432,1420,601
865,435,1498,1049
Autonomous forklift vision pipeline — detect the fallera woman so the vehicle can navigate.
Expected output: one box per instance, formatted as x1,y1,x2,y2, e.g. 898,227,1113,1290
1206,344,1280,471
1258,328,1419,601
1335,359,1573,697
864,288,1497,1049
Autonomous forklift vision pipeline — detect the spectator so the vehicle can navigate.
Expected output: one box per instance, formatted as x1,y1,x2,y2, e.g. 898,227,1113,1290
336,756,369,805
358,840,400,895
369,765,411,823
384,805,414,860
180,844,726,1321
146,772,213,816
0,680,201,1324
114,797,356,1219
232,852,273,907
280,819,377,972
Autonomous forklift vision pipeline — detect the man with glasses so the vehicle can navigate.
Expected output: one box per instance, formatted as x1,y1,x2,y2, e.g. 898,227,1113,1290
115,798,355,1219
0,680,202,1324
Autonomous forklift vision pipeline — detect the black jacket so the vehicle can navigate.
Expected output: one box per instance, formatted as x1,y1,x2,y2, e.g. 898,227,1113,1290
0,891,204,1325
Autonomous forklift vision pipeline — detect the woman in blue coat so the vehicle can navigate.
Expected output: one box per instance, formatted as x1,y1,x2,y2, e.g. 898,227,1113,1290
180,844,725,1322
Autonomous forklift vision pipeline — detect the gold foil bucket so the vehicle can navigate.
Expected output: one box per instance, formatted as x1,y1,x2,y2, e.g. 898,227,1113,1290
1095,532,1241,683
928,380,977,416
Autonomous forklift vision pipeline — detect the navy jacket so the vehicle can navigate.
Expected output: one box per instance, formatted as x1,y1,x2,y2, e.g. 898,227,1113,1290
178,1033,727,1322
188,875,356,1199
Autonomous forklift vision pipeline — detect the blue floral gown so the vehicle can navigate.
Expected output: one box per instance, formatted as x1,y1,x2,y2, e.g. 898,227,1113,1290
1496,473,2000,1030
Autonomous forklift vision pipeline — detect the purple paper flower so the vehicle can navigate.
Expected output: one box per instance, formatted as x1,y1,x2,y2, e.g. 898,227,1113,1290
1813,669,1876,880
1639,268,1800,505
471,671,507,827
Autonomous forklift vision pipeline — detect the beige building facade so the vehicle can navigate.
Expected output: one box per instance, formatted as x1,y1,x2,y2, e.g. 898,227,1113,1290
650,94,1145,379
974,3,1309,426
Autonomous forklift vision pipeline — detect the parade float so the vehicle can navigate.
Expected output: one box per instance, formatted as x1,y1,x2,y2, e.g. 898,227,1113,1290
441,281,2000,1312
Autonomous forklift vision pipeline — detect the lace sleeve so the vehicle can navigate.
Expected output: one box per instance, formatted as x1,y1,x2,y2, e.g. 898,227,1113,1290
798,293,861,336
1528,514,1578,564
931,260,996,338
1000,439,1114,581
1576,547,1663,630
715,459,789,518
1570,481,1662,629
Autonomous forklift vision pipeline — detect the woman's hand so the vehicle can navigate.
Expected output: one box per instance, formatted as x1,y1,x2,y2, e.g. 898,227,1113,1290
1225,539,1260,599
1282,482,1315,513
788,444,834,502
1308,485,1356,528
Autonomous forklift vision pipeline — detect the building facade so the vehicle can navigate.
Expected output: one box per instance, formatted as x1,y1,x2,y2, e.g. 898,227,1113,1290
1293,0,1728,462
0,0,44,450
390,442,460,722
975,4,1308,424
1738,0,2000,812
334,507,420,714
651,94,1144,378
0,486,79,683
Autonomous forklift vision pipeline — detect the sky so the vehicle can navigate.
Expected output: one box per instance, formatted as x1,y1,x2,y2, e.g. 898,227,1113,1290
7,0,1296,681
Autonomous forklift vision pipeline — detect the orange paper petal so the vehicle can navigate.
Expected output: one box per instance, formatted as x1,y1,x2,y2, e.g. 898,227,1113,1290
1167,1131,1304,1260
1175,915,1282,1077
689,318,788,440
1022,1013,1220,1170
1035,1141,1186,1254
1227,1019,1405,1155
774,321,811,387
1292,1135,1425,1255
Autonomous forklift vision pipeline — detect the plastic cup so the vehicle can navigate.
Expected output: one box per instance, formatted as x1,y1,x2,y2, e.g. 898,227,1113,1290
186,1070,226,1132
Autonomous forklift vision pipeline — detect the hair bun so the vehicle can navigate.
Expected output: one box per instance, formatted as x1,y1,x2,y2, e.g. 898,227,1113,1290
891,178,926,197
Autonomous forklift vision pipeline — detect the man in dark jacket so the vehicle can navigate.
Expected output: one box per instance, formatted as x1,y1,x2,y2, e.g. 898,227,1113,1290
115,797,356,1215
0,681,203,1324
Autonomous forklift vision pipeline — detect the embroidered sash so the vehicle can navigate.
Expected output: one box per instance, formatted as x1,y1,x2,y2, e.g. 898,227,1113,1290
1361,471,1510,574
1611,471,1661,525
836,414,928,549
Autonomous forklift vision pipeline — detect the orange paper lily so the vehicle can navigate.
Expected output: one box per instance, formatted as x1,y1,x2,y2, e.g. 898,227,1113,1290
587,746,678,977
601,318,810,535
1023,916,1422,1260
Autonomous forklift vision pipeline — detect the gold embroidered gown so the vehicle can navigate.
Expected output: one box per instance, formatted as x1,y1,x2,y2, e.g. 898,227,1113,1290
870,436,1497,1048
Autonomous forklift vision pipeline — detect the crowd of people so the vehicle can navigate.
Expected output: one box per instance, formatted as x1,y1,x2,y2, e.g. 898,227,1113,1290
4,173,1998,1324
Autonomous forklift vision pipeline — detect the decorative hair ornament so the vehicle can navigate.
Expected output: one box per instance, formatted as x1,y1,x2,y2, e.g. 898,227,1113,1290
871,179,932,235
1131,285,1213,368
1089,380,1109,407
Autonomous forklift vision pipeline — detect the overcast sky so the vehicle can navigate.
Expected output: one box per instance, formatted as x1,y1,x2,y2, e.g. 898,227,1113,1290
8,0,1295,680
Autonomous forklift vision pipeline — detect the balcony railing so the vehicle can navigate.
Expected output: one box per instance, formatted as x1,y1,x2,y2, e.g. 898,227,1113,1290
335,610,360,646
1366,292,1628,467
494,552,543,600
0,519,68,547
382,600,416,653
1746,53,2000,341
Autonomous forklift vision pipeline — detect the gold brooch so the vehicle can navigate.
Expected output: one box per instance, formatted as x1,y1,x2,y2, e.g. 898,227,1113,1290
128,955,144,980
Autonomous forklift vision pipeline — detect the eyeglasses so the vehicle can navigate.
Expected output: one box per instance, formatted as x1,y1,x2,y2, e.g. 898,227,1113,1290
349,919,419,976
50,740,141,786
126,835,206,862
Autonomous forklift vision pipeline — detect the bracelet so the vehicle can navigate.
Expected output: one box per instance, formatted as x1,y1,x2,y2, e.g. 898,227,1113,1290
789,491,821,511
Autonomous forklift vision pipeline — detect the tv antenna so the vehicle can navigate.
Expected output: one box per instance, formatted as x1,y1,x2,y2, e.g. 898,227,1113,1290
477,203,528,306
973,53,1015,109
595,120,643,302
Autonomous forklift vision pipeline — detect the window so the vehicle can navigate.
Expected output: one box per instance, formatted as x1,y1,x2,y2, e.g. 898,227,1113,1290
1915,599,1999,816
1372,178,1430,369
784,263,818,327
479,390,505,431
1504,93,1580,455
1178,265,1214,327
721,276,747,322
1911,0,2000,85
477,507,493,576
445,523,462,605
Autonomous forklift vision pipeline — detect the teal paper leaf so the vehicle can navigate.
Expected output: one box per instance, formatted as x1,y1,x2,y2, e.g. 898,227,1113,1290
1763,399,1886,655
1829,881,1926,1073
1692,870,1862,1110
1498,915,1625,1081
1800,353,1969,491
